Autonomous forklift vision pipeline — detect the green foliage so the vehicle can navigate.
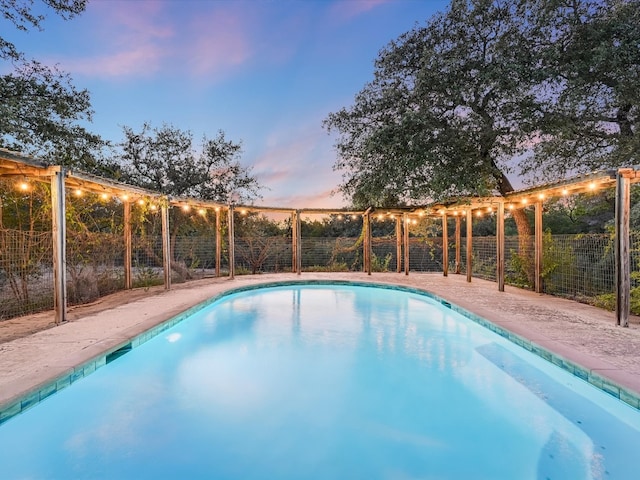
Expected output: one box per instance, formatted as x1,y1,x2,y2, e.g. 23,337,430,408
134,265,162,291
371,252,392,272
120,123,261,203
324,0,539,207
303,262,349,273
325,0,639,211
0,1,107,170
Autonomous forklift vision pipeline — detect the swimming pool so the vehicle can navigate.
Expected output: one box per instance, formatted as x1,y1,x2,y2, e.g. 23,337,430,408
1,283,639,479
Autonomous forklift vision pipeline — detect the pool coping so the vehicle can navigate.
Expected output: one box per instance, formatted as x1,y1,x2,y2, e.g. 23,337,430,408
1,278,639,426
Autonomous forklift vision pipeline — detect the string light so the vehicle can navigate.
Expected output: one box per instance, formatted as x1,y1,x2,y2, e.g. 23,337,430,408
121,194,129,201
214,207,220,212
150,204,158,211
487,206,493,213
138,199,145,206
411,219,417,225
337,214,343,220
18,181,29,191
240,209,248,215
453,211,458,216
198,209,206,216
377,214,384,220
182,205,190,212
589,182,597,190
74,189,83,197
351,215,357,220
100,193,109,201
538,193,545,200
521,198,528,205
562,188,569,196
508,204,515,210
476,210,483,218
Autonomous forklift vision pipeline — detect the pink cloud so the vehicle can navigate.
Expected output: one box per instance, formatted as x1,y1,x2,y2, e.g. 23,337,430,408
328,0,390,22
63,0,174,77
186,8,253,77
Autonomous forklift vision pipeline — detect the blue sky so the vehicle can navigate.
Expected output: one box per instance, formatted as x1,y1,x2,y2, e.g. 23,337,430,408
9,0,449,207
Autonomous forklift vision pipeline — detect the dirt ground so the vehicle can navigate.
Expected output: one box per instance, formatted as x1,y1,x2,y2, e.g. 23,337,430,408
0,278,218,344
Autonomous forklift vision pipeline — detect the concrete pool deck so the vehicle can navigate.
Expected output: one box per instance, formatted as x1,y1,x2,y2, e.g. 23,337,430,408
2,272,640,412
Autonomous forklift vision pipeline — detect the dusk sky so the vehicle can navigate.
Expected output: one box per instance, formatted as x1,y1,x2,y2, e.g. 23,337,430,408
9,0,450,208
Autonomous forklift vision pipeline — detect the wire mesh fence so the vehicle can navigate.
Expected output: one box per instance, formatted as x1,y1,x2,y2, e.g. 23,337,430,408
2,219,640,320
0,229,54,319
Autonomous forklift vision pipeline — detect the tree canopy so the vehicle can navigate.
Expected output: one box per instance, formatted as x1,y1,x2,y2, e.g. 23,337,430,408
324,0,639,208
120,123,262,204
0,0,105,171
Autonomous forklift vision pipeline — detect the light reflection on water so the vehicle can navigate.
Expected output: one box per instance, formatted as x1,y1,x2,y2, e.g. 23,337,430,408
0,284,639,479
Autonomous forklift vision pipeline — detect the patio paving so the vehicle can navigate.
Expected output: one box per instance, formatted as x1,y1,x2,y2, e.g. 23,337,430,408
1,272,640,411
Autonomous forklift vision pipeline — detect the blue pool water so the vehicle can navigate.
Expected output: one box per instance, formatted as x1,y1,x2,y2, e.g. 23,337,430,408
1,284,640,479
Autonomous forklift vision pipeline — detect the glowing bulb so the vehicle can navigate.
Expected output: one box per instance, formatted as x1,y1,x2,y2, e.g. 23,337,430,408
476,211,483,218
418,211,425,217
199,209,206,216
561,188,569,196
377,214,384,220
19,181,29,191
182,205,190,212
138,199,145,206
74,189,82,197
240,209,248,215
508,204,515,210
101,193,109,200
522,198,528,205
538,193,545,200
351,215,357,220
487,206,493,212
337,214,343,220
150,204,157,211
121,194,129,201
453,211,458,216
411,219,417,225
214,207,220,212
589,182,596,190
439,209,445,215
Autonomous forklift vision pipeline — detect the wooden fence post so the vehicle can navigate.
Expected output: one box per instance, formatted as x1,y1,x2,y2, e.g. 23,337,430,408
535,200,543,294
616,169,632,327
497,201,505,292
123,200,132,289
161,204,171,290
466,209,472,283
51,167,67,324
228,206,235,279
215,208,221,277
455,216,461,274
442,213,448,277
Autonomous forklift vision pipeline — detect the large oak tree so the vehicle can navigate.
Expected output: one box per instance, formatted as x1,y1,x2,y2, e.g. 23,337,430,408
324,0,639,236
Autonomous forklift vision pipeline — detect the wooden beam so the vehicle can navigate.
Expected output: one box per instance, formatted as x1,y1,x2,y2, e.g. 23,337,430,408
291,211,298,273
51,168,67,324
497,201,505,292
228,206,235,279
615,169,631,327
455,216,461,274
466,209,472,283
363,211,371,275
442,214,448,277
123,201,132,289
403,213,409,275
396,216,402,273
534,200,543,293
161,204,171,290
295,209,302,275
215,208,221,277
